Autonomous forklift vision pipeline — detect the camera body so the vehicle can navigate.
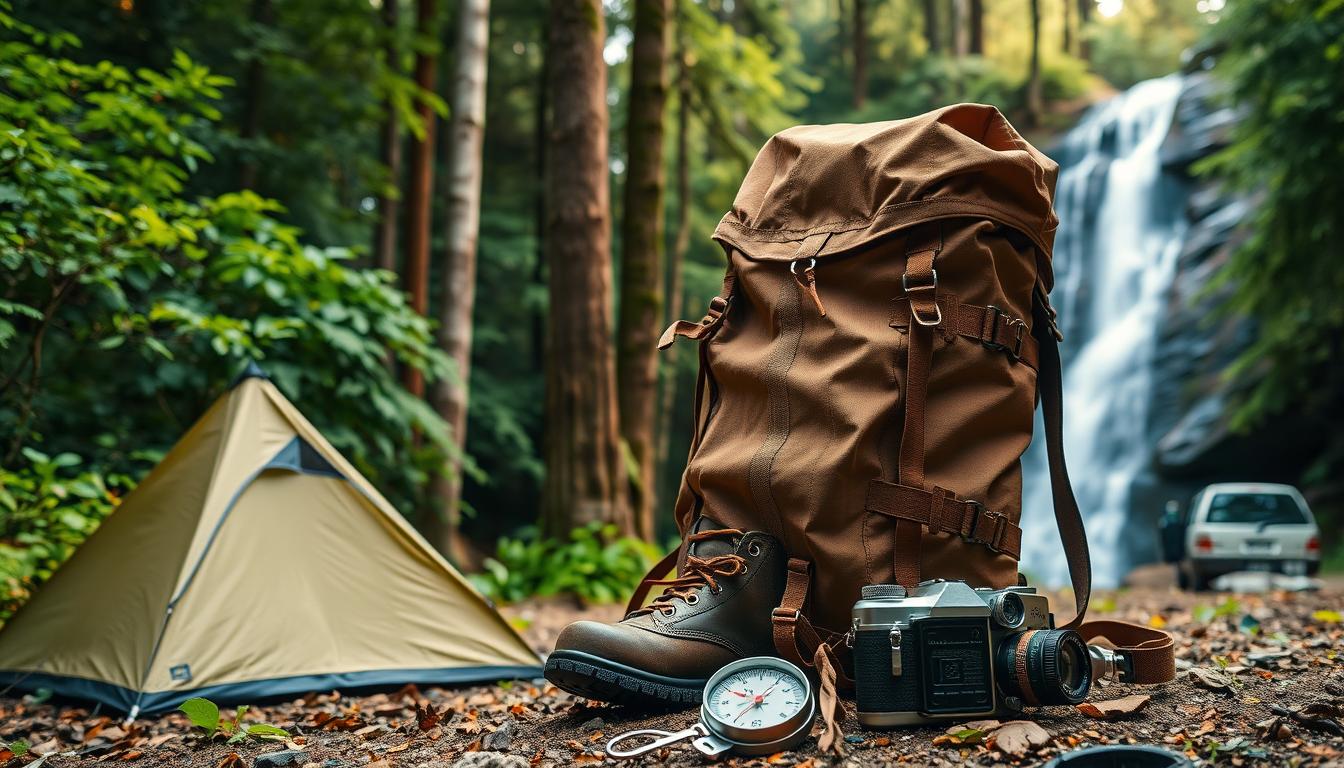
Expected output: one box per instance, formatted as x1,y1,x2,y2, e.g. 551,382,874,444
851,579,1092,727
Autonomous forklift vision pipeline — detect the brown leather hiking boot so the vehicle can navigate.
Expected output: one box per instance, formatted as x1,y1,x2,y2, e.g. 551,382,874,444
544,518,787,706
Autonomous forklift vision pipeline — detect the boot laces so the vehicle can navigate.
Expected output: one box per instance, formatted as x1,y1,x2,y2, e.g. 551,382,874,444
635,529,747,617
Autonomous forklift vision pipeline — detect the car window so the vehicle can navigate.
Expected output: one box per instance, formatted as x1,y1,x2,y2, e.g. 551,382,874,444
1206,493,1308,525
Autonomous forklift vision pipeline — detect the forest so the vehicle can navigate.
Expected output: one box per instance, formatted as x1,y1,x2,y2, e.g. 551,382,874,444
2,0,1342,614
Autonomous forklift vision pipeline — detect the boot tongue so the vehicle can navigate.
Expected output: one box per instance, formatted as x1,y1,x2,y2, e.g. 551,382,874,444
688,515,739,558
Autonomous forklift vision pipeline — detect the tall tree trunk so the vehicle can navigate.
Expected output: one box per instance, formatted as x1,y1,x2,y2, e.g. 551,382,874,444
1027,0,1043,127
543,0,630,537
851,0,867,109
952,0,969,58
433,0,490,565
532,19,549,374
1077,0,1091,62
655,41,693,495
1062,0,1073,55
374,0,403,274
617,0,671,543
922,0,941,54
402,0,439,399
969,0,984,54
239,0,273,191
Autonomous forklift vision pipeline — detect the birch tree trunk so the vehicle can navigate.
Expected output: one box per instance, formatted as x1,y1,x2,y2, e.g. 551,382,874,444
543,0,631,537
402,0,438,400
617,0,671,542
374,0,403,274
433,0,491,565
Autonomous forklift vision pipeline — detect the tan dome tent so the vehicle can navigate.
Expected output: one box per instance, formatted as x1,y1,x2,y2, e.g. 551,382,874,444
0,365,540,716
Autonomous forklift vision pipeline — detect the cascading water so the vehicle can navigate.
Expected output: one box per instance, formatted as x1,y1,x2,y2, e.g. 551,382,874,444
1020,75,1189,588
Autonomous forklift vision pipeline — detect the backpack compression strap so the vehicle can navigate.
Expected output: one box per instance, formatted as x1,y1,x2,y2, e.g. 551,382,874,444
892,226,944,587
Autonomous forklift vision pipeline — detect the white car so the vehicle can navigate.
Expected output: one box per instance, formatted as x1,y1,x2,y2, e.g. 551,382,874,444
1162,483,1321,591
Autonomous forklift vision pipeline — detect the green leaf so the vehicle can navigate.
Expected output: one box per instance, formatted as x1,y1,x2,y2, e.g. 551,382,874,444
245,724,289,740
6,740,28,757
178,697,220,735
58,510,88,531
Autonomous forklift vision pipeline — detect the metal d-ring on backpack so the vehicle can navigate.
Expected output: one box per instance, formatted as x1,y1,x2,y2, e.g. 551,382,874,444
642,106,1176,725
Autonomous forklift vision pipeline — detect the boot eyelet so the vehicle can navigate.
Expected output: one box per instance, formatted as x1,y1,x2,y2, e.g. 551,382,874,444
685,593,700,605
747,542,762,557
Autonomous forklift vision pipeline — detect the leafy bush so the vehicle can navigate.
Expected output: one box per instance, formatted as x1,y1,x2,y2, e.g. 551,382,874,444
471,523,664,605
0,5,453,522
0,451,128,624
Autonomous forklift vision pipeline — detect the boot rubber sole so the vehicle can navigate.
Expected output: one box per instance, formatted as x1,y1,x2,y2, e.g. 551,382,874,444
544,649,706,707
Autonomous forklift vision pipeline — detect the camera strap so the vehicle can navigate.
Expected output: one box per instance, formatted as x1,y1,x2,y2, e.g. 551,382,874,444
1077,620,1177,685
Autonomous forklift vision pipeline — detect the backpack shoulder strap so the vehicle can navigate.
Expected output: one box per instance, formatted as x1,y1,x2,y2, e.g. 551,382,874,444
1032,286,1091,628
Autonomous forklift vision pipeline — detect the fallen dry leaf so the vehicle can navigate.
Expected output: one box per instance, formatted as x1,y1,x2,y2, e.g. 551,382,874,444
319,713,365,731
214,753,243,768
1188,667,1233,691
945,719,1000,734
415,701,445,730
30,738,61,756
1077,694,1151,719
988,720,1051,757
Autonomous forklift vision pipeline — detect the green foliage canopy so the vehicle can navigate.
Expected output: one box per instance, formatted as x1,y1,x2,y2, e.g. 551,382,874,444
0,4,453,584
1199,0,1344,478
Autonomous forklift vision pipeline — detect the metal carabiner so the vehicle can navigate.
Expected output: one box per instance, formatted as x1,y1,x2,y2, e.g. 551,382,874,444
606,724,709,759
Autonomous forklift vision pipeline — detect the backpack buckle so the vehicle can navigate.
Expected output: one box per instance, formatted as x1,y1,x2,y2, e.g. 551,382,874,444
964,500,1007,551
983,306,1027,361
902,269,941,326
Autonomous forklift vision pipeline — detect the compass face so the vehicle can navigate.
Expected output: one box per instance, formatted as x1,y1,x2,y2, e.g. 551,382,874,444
705,666,808,731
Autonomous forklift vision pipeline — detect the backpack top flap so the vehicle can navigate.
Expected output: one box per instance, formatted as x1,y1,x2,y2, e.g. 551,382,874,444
712,104,1060,289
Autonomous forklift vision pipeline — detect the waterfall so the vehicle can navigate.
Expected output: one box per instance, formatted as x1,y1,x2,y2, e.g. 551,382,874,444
1019,75,1188,588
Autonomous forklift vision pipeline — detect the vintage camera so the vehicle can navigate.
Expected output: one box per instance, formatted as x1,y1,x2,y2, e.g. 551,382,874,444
852,579,1110,727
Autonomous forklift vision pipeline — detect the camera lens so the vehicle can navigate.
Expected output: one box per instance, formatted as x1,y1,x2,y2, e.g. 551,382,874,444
995,629,1092,706
989,592,1026,629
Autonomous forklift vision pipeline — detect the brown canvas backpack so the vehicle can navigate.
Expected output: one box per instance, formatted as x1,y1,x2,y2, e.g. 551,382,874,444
639,105,1175,692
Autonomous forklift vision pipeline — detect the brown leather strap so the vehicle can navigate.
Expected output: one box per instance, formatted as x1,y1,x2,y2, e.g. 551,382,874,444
1033,288,1091,630
1032,288,1173,683
771,558,855,687
894,229,941,588
657,271,737,349
892,297,1039,370
771,558,825,669
865,480,1023,559
623,545,681,617
1077,620,1177,684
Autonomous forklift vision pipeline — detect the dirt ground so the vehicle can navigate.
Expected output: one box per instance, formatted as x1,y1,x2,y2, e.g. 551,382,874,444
2,568,1342,767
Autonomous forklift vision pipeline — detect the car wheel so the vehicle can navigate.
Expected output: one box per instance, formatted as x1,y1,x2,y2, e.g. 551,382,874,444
1191,570,1211,592
1177,566,1190,591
